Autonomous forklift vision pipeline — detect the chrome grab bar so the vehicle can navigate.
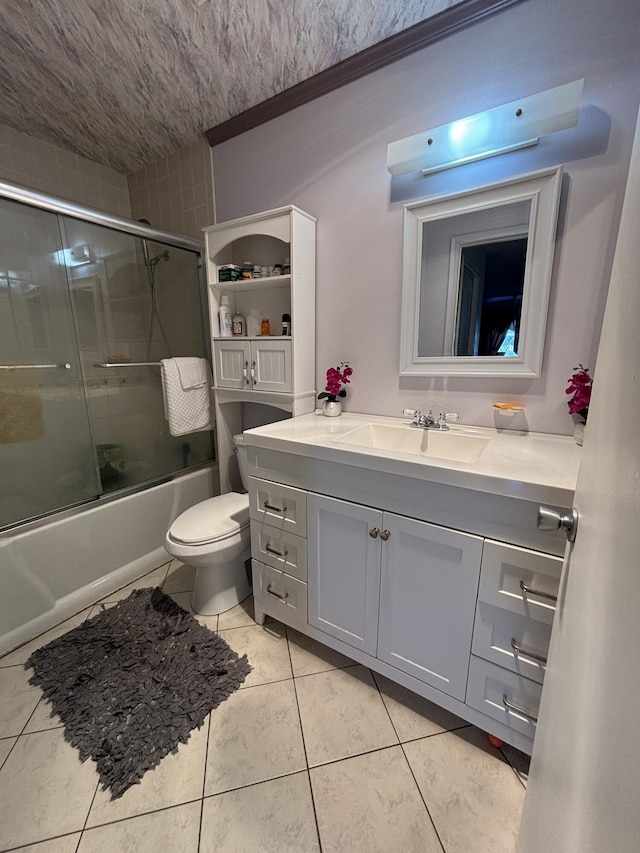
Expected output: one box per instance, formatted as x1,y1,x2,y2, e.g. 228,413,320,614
94,362,161,368
0,362,71,370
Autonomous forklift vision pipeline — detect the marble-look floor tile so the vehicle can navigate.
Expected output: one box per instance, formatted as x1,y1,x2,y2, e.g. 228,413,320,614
162,559,196,594
218,594,260,630
86,719,209,826
15,833,82,852
295,665,398,766
77,800,201,852
96,564,170,603
501,743,531,787
219,621,292,688
373,672,470,742
205,680,306,796
0,664,44,737
23,696,64,734
404,726,525,853
311,746,443,853
0,728,99,849
0,735,16,768
286,626,355,676
0,607,93,667
200,772,320,853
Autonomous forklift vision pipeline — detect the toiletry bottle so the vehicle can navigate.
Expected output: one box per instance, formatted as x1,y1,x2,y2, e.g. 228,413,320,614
261,317,271,336
219,295,233,337
281,313,291,335
232,311,246,336
283,257,291,275
247,309,261,337
272,263,283,276
241,261,253,280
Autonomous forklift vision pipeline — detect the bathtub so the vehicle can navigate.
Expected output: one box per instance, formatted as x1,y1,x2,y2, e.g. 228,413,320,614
0,467,214,656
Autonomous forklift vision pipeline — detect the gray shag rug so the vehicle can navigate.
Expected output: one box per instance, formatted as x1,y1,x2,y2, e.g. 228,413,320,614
25,586,251,799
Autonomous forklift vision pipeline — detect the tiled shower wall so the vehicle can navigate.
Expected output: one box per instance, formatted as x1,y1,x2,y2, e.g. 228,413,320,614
0,124,131,218
127,136,215,240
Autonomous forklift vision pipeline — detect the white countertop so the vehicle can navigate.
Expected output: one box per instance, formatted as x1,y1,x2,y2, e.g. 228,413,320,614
243,411,581,505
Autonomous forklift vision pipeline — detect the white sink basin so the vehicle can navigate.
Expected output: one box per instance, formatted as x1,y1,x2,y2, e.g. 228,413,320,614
332,423,489,464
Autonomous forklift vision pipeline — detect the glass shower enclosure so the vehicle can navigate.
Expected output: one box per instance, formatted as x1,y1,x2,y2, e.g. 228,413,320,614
0,182,214,530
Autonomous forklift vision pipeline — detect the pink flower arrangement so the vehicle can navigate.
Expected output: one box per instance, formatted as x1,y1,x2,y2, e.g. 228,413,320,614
318,362,353,403
565,364,592,422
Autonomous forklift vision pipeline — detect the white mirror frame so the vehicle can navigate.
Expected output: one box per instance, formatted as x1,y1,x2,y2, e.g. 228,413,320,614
400,166,562,377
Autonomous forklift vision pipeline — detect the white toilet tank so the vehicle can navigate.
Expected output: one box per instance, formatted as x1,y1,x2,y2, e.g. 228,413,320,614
233,433,249,492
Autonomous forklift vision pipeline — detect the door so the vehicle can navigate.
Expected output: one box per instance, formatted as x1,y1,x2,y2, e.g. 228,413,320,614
213,339,251,389
252,339,291,392
377,513,483,700
0,197,100,527
517,109,640,851
308,493,381,655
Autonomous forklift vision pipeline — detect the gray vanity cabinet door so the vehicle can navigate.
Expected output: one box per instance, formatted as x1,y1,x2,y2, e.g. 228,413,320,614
377,514,483,701
307,493,382,655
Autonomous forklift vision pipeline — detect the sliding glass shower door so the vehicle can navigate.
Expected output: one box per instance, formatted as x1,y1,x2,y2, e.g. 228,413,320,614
0,191,213,530
0,197,100,527
61,216,212,494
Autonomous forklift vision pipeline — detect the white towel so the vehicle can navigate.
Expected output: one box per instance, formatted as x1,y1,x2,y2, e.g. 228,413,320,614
174,356,208,390
161,358,213,437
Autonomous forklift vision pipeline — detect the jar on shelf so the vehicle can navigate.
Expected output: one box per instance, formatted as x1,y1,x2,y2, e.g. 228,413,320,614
260,266,269,277
252,266,261,279
283,257,291,275
261,317,271,336
240,261,253,280
272,264,283,276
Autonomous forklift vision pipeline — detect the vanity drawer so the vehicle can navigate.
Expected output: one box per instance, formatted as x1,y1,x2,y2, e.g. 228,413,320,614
478,541,562,625
248,477,307,536
251,522,308,581
252,559,308,632
472,601,552,684
466,655,541,742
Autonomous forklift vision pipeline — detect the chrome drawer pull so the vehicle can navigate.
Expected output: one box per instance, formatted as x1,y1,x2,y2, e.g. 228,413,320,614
511,637,548,665
265,543,289,558
266,585,289,601
264,501,287,513
519,579,558,604
502,694,538,724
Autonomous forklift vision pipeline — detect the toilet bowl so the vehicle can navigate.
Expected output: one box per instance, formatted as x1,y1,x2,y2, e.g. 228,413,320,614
164,434,251,615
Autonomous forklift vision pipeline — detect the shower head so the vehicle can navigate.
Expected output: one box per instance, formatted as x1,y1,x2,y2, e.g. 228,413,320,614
144,248,170,268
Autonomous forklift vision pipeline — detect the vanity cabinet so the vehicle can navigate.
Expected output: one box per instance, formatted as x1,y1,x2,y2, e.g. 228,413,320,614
245,419,576,755
307,494,483,701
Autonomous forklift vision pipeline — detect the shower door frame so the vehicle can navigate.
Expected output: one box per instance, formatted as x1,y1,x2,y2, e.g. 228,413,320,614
0,178,213,535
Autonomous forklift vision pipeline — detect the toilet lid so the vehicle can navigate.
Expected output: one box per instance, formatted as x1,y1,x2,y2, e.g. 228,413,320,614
169,493,250,545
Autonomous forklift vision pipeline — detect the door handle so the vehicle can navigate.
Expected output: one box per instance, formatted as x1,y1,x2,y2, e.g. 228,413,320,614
537,506,578,542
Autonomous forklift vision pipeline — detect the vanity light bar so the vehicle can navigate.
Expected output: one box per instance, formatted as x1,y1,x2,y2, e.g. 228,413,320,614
386,79,584,177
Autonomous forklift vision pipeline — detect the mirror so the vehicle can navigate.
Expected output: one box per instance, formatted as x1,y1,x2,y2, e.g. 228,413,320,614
400,167,562,377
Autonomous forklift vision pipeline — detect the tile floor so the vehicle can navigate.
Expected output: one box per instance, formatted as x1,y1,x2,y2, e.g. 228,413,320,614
0,559,530,853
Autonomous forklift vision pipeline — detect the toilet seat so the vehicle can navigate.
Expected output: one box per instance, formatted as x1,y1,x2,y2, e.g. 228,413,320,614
168,493,250,546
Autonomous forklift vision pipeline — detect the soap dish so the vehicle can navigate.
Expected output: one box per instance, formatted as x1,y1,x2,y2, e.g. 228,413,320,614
493,403,524,417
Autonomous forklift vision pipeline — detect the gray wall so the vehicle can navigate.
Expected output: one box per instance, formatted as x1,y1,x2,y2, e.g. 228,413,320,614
210,0,640,435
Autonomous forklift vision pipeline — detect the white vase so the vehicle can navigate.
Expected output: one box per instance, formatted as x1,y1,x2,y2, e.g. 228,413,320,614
573,422,586,446
322,400,342,417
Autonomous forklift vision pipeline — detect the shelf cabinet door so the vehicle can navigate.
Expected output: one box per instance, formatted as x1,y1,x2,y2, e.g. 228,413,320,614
252,339,292,392
213,339,251,389
377,513,483,701
308,493,381,655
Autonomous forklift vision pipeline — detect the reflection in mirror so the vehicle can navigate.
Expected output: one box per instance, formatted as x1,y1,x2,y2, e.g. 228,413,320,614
401,168,562,377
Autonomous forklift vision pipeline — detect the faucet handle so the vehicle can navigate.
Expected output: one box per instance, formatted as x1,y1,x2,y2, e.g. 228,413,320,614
438,412,460,427
402,408,422,426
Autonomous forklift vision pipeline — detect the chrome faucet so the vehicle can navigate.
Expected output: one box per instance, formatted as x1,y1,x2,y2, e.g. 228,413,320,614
402,409,460,431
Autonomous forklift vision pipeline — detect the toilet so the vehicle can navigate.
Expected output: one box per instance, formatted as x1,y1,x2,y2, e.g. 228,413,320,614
164,433,251,615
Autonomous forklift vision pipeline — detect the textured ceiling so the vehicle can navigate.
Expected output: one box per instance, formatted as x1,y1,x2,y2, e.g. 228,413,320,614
0,0,464,174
